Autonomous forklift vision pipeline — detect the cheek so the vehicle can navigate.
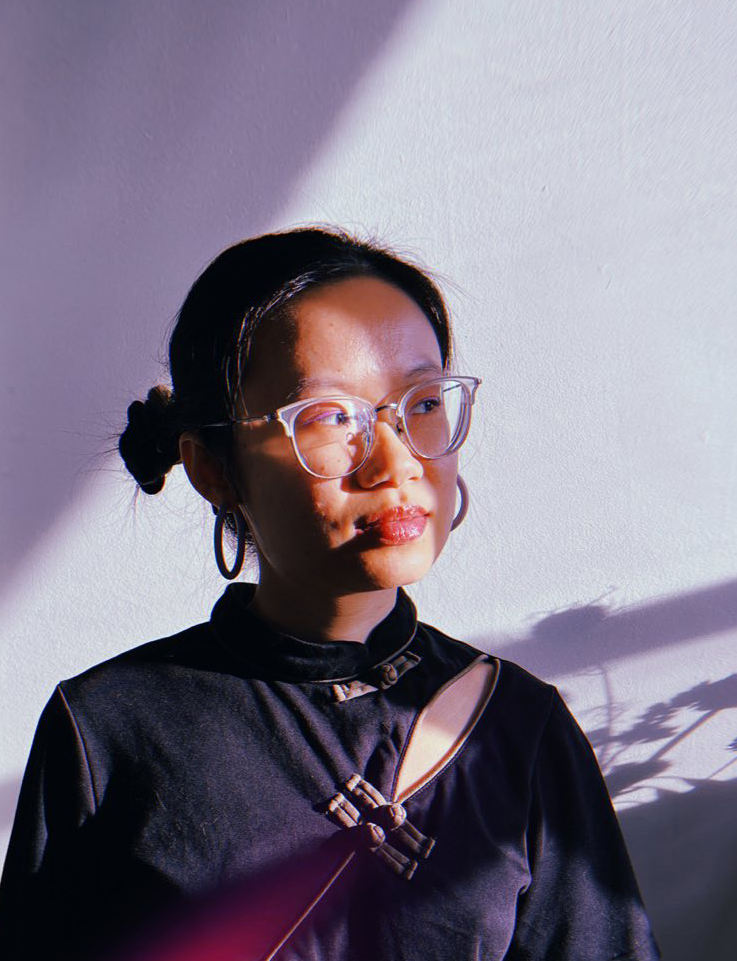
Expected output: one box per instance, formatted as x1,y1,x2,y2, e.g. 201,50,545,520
310,484,354,540
235,449,346,546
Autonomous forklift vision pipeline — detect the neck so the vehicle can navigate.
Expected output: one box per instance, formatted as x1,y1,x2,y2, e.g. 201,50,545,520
248,572,398,644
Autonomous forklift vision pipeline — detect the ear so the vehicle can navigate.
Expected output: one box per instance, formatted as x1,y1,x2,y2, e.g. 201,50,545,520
179,432,240,509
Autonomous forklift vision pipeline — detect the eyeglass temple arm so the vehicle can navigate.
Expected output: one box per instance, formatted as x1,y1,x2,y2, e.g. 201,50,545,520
200,413,277,428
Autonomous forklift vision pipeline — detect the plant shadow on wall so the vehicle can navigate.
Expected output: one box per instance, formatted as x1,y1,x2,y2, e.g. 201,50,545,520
589,672,737,801
491,577,737,961
591,671,737,959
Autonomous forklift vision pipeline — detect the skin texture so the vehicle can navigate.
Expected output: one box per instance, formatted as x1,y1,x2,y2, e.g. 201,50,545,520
180,276,459,643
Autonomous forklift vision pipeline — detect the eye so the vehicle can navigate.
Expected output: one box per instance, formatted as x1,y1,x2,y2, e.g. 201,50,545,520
409,394,442,416
322,411,351,426
298,403,353,428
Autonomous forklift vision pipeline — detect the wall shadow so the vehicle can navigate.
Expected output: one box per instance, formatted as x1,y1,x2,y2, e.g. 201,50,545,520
471,579,737,961
618,778,737,961
0,0,418,598
490,578,737,676
594,672,737,960
591,672,737,800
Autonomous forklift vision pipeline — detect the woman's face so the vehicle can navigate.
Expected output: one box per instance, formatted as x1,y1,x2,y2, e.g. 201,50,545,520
229,275,459,599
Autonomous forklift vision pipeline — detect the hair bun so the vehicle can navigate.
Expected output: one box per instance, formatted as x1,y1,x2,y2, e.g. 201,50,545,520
119,385,181,494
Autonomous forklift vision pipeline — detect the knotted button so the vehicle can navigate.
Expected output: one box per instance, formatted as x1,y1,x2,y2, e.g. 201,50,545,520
332,652,421,701
323,774,436,878
371,802,407,832
357,822,386,851
380,663,398,686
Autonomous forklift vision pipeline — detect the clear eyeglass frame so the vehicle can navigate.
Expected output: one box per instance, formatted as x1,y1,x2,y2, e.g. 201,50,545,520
201,374,482,480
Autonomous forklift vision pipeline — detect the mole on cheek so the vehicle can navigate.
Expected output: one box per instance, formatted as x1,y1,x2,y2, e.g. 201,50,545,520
311,492,343,534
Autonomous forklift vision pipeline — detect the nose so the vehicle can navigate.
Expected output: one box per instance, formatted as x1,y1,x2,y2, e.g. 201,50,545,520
354,418,424,489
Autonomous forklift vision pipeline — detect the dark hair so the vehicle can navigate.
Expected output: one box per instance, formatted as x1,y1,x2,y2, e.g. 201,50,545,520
119,226,453,498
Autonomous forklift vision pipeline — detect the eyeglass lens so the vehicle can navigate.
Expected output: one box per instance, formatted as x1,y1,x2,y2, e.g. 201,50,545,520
292,379,470,479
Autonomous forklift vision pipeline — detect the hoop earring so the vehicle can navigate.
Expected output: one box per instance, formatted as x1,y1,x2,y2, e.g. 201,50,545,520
214,505,247,580
450,475,469,531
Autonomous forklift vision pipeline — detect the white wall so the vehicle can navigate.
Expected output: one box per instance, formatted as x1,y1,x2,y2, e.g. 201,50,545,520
2,1,736,957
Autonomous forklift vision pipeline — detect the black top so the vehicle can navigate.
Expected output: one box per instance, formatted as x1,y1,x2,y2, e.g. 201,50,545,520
0,585,659,960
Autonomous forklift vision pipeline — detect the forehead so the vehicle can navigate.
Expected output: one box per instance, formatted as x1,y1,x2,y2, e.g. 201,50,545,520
244,276,444,406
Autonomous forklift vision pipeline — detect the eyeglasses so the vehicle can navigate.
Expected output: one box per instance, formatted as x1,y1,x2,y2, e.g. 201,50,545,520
202,375,481,480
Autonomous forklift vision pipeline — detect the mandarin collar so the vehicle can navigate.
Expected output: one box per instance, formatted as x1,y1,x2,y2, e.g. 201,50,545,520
209,583,418,683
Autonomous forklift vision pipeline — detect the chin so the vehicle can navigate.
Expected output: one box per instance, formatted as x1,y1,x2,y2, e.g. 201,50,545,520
357,543,439,591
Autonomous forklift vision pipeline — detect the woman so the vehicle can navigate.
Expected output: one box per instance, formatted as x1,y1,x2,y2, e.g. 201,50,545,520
0,227,659,960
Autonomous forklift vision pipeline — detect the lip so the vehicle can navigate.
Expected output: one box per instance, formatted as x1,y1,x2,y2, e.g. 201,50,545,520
355,505,429,546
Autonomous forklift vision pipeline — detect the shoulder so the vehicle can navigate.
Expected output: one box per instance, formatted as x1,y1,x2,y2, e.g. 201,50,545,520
419,618,557,702
61,620,211,680
56,620,226,724
417,620,563,754
44,621,244,796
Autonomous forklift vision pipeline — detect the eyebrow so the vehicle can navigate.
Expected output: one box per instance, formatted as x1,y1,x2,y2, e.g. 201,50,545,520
285,361,444,403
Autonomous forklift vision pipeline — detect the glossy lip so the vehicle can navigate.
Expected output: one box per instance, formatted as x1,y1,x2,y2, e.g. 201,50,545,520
355,505,429,545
